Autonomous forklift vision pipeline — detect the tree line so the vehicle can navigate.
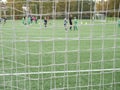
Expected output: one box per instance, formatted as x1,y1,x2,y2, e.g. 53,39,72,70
96,0,120,17
1,0,120,19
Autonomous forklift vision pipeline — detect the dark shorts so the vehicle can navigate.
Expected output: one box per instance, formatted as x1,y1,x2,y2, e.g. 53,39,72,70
69,22,72,25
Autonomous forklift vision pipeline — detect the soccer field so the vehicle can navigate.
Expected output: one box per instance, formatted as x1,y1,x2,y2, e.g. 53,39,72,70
0,20,120,90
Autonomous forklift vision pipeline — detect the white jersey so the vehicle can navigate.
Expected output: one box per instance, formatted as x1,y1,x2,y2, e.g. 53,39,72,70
64,18,67,25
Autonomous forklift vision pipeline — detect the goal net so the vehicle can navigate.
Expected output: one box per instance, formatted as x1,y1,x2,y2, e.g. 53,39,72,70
93,13,106,22
0,0,120,90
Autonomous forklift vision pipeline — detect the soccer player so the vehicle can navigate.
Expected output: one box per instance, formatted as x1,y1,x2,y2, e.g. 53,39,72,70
64,17,68,31
0,18,1,23
30,15,33,23
32,16,37,24
118,19,120,27
2,17,7,24
69,15,73,30
35,16,38,24
28,16,31,25
73,17,78,30
0,18,3,24
22,16,26,25
44,16,47,27
0,17,7,24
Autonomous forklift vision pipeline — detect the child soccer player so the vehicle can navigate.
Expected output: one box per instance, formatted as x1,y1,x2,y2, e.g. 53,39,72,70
0,17,7,24
22,16,26,25
22,16,31,25
44,17,47,27
28,16,32,25
64,18,68,31
32,16,37,24
118,19,120,27
2,17,7,24
73,17,78,30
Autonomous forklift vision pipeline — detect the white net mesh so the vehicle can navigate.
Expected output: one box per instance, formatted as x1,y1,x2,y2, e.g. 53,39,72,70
0,0,120,90
93,14,106,22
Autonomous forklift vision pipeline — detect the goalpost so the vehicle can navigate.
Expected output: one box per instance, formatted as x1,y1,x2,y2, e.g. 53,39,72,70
93,13,106,22
0,0,120,90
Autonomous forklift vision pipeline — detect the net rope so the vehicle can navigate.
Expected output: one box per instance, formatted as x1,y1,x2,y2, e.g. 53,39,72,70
0,0,120,90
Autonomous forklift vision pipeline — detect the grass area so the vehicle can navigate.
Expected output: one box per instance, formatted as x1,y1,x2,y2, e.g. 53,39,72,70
0,20,120,90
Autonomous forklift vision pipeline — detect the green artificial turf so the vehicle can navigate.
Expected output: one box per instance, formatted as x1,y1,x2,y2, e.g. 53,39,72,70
0,20,120,90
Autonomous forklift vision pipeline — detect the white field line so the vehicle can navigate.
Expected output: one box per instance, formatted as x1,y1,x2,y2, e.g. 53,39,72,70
0,68,120,76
